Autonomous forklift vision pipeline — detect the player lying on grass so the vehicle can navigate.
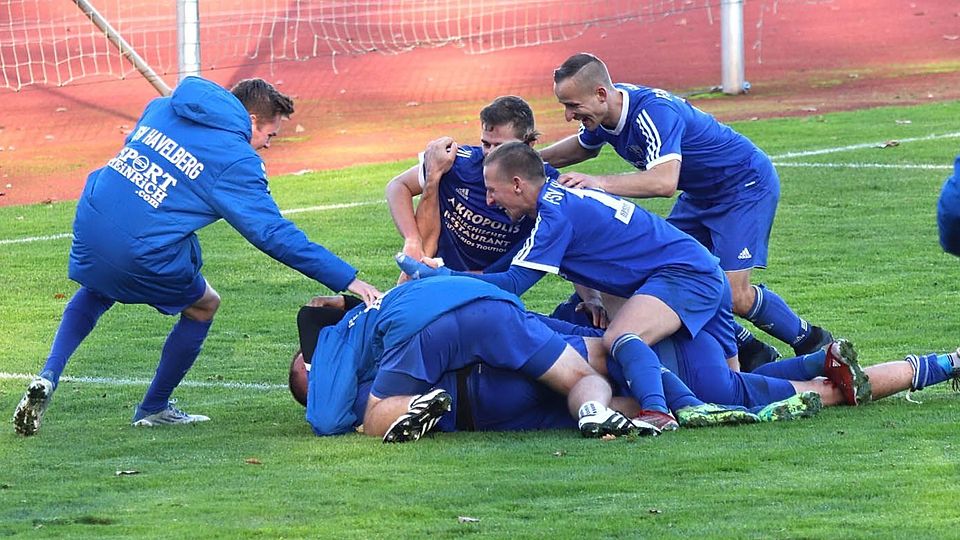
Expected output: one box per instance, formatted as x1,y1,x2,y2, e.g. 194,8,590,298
385,95,607,327
286,276,649,441
290,289,960,442
286,278,773,442
542,314,960,413
12,77,381,437
539,52,832,371
289,297,958,442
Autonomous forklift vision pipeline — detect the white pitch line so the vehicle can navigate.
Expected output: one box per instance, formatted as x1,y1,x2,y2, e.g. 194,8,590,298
773,162,953,170
770,131,960,160
0,200,383,246
0,232,73,245
0,372,286,391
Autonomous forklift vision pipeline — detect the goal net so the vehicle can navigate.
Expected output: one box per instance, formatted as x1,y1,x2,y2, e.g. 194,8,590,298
1,0,719,91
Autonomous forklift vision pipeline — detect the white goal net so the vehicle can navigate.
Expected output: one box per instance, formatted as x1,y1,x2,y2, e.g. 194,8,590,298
1,0,718,91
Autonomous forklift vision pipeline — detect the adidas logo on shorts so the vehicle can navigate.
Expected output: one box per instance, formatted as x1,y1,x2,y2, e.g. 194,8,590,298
737,247,752,260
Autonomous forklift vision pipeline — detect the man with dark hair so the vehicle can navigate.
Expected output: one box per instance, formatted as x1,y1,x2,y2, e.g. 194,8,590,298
386,96,546,273
386,95,606,326
12,76,381,436
540,52,832,372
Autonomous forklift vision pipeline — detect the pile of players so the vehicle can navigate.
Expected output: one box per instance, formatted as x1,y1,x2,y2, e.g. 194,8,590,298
13,53,960,443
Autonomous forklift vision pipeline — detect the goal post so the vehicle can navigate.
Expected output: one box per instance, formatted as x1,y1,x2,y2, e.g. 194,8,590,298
721,0,747,95
70,0,171,95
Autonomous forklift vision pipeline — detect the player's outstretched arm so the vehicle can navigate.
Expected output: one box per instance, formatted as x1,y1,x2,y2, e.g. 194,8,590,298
560,159,681,199
540,134,599,168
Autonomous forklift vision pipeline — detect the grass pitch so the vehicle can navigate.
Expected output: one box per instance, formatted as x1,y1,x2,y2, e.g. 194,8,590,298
2,101,960,538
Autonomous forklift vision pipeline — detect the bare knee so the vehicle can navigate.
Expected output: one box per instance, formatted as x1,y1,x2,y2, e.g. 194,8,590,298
183,286,221,321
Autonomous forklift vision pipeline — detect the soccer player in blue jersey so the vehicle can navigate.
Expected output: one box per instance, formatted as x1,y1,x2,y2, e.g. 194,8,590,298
12,77,381,437
291,292,960,438
288,291,763,440
398,141,747,430
937,155,960,256
398,143,943,428
385,96,607,326
538,53,833,371
288,276,642,441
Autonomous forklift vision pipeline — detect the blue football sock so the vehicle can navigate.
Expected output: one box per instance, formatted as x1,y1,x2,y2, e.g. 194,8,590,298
608,334,668,413
751,350,826,381
905,353,953,391
40,287,115,388
734,323,756,347
745,284,810,346
662,368,703,410
139,316,212,413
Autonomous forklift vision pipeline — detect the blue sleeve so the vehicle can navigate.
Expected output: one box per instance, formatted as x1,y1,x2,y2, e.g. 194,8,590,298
207,156,358,292
511,208,572,275
634,100,685,169
455,265,544,296
305,329,363,436
577,124,605,150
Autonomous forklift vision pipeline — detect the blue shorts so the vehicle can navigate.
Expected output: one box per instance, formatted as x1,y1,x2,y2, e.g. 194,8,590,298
469,366,575,431
655,331,795,408
668,156,780,272
83,272,207,316
938,173,960,257
371,299,567,398
149,273,208,315
424,333,585,434
636,264,730,341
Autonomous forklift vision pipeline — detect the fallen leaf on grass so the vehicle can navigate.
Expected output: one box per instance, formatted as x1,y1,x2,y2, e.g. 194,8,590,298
458,516,480,523
552,450,566,457
601,433,617,441
245,458,263,465
115,470,140,476
875,140,900,149
53,293,66,299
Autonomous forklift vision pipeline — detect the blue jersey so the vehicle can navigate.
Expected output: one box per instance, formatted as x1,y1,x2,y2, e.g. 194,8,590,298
69,76,357,304
578,84,770,202
422,145,559,271
511,181,720,298
305,277,523,435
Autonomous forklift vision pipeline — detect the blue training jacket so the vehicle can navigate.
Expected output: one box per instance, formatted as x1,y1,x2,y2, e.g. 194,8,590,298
68,76,357,303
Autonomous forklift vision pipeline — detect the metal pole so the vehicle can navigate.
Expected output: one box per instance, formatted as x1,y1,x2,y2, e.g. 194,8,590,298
70,0,172,96
720,0,746,95
177,0,201,82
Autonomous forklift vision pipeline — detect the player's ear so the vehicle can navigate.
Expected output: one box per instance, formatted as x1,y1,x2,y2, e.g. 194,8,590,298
249,113,258,127
596,86,607,102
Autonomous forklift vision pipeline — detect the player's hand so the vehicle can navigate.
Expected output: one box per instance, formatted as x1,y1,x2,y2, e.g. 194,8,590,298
346,278,382,307
558,172,602,190
576,299,609,329
395,253,451,280
397,239,426,284
423,137,458,181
